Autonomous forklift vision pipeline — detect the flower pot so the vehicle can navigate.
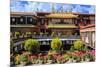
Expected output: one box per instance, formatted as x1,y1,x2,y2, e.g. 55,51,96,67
72,60,77,63
66,59,73,63
47,60,52,64
20,61,27,66
85,58,90,62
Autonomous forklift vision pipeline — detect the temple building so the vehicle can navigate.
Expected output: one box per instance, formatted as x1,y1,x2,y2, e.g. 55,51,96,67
77,13,95,49
11,12,95,48
10,12,80,52
37,12,80,36
10,12,80,36
10,5,95,51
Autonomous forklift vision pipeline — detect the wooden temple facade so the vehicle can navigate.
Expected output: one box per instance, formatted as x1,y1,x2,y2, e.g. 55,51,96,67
10,12,95,50
10,12,80,36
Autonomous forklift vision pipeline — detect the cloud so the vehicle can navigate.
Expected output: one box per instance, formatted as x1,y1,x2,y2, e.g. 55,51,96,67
63,4,73,12
37,2,51,12
10,1,27,12
55,3,62,12
10,1,95,14
72,5,83,13
89,6,95,14
24,2,38,12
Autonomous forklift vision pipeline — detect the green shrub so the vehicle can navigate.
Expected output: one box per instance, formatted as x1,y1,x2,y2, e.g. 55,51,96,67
73,40,84,50
24,39,40,53
20,54,28,62
51,37,62,51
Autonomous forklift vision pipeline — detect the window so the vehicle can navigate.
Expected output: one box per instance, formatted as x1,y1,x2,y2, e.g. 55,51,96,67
27,17,33,24
92,32,95,48
12,18,15,22
90,16,95,24
90,16,95,20
83,19,87,26
64,19,73,24
50,19,73,24
20,18,23,22
39,19,45,25
17,16,26,24
11,17,17,24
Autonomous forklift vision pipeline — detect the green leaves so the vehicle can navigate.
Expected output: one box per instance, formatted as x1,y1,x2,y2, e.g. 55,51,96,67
24,39,40,53
51,37,62,51
20,54,28,62
73,40,84,50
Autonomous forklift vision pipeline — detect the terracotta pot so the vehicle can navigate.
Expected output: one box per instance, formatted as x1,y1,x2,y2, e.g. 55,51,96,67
20,61,27,66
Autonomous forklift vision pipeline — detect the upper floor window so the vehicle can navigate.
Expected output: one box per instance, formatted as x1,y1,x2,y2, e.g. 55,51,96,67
12,18,15,22
90,16,95,20
50,19,74,24
20,18,23,22
27,17,33,24
64,19,73,24
11,17,17,25
17,16,26,24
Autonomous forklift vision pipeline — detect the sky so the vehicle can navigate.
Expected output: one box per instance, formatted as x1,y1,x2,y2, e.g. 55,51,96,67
10,0,95,14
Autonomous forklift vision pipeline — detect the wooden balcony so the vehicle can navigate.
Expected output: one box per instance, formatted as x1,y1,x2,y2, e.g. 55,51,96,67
10,24,36,28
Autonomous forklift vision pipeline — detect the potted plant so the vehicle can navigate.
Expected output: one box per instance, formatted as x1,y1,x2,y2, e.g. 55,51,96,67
43,55,48,64
10,53,15,66
38,57,44,64
35,54,44,64
46,52,53,64
31,56,37,64
20,54,29,66
83,53,94,62
56,55,63,64
62,54,70,63
15,54,20,65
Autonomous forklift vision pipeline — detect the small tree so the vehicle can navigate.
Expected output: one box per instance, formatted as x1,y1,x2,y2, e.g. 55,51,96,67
26,32,32,37
51,37,62,52
15,32,20,38
73,40,84,50
24,39,40,53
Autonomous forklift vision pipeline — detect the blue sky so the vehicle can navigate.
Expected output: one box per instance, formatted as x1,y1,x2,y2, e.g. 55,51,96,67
10,0,95,14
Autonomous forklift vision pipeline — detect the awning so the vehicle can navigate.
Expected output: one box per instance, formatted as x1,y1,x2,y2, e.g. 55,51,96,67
46,13,78,18
10,25,36,28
